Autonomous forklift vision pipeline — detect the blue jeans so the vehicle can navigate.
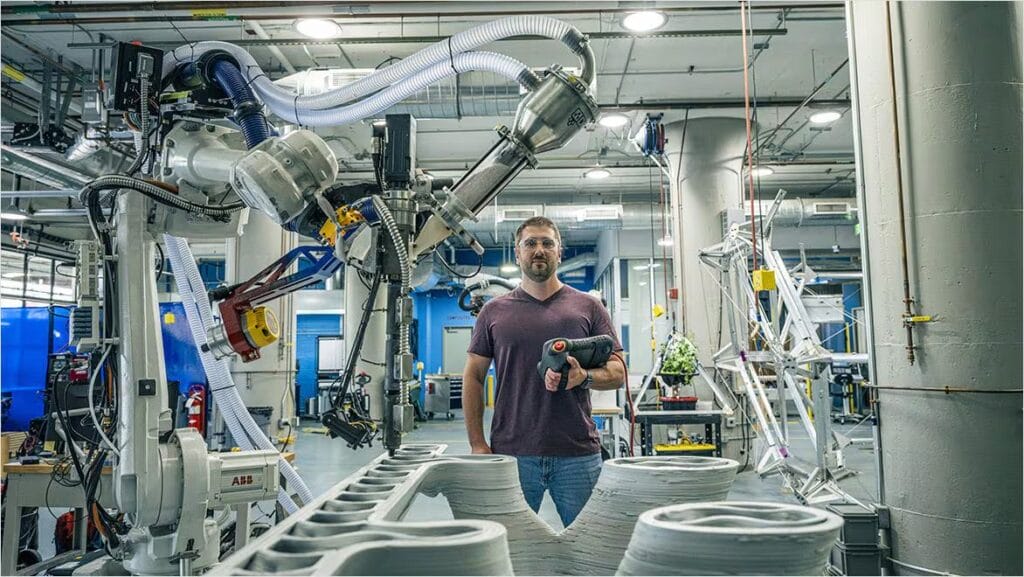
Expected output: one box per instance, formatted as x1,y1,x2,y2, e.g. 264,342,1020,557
515,454,603,527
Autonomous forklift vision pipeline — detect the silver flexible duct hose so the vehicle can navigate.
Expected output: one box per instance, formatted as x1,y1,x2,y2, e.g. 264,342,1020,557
163,234,313,512
163,15,593,115
372,196,412,404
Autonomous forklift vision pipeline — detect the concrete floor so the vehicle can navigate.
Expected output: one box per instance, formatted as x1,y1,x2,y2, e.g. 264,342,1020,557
29,408,879,564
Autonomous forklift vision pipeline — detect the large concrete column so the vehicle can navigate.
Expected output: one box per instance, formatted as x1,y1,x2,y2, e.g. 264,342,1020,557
850,2,1022,574
225,212,297,437
664,117,748,465
664,117,748,362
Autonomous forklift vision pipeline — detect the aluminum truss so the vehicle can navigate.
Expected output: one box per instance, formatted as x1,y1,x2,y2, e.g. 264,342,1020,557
697,192,866,506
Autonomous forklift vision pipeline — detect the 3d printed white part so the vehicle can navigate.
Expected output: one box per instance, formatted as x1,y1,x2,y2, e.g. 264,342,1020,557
617,501,843,576
213,446,740,576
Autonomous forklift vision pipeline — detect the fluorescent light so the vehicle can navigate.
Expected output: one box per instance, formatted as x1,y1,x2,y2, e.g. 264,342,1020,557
657,235,674,247
809,110,842,124
500,263,519,274
584,166,611,180
750,166,774,177
371,119,387,127
0,211,28,221
2,272,26,279
622,11,667,32
295,18,342,39
632,264,649,271
598,113,630,128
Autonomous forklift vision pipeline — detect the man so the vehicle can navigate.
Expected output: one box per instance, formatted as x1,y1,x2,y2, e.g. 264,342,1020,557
463,216,626,527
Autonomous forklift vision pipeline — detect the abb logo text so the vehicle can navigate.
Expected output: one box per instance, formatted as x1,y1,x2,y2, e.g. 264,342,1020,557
231,475,254,486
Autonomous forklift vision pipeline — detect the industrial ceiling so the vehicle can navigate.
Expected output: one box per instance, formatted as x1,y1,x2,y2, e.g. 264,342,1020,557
1,1,854,250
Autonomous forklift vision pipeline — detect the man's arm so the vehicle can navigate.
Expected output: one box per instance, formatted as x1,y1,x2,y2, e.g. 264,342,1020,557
589,351,626,391
544,351,626,392
463,352,493,454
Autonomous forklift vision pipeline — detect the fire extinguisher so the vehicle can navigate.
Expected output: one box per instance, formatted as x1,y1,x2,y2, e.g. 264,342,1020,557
185,384,206,437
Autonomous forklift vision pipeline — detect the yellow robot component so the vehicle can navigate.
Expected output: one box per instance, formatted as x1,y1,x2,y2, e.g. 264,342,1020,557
319,206,366,246
752,268,777,292
243,306,279,348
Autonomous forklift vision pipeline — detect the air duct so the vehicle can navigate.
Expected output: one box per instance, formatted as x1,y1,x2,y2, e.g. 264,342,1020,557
462,201,856,240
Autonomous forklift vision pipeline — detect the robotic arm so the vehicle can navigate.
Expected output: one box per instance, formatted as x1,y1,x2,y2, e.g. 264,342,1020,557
72,15,598,575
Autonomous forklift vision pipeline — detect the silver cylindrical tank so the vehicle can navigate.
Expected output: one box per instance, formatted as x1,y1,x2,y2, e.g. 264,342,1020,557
850,2,1022,574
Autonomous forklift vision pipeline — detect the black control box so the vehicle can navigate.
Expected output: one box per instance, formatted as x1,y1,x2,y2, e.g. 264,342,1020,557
109,42,164,113
383,114,416,188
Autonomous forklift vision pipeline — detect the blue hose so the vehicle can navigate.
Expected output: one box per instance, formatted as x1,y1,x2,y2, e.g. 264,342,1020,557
211,59,270,149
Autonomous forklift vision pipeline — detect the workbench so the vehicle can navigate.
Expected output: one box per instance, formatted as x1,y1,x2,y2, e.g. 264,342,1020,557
1,452,294,575
627,408,726,458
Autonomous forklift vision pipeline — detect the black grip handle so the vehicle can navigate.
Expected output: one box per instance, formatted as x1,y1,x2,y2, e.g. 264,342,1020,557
536,335,615,390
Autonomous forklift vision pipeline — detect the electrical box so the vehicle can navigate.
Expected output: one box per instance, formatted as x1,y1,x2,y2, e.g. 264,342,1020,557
109,42,164,113
383,114,416,187
752,269,776,292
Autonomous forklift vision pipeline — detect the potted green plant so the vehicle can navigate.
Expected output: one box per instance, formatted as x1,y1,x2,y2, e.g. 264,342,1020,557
659,334,699,410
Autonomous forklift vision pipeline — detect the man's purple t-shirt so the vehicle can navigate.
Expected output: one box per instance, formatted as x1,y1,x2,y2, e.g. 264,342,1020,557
467,285,623,457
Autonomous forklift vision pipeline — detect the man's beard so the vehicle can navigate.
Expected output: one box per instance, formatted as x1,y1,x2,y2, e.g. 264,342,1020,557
523,257,555,282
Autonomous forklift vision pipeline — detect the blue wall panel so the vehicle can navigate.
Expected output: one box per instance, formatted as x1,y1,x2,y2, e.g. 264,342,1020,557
1,307,70,430
159,302,207,395
295,314,342,412
2,303,208,431
413,291,477,376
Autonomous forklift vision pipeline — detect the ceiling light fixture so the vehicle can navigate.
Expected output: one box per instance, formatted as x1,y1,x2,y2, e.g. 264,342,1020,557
622,11,667,32
0,210,29,221
750,166,774,177
583,166,611,180
295,18,343,39
657,235,674,247
500,263,519,274
598,113,630,128
809,110,842,124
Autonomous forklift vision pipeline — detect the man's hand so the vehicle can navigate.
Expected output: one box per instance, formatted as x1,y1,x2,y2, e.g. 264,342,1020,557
544,355,586,392
471,443,492,454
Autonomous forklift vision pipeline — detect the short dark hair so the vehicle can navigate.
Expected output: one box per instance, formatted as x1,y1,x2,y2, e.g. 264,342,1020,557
514,216,561,245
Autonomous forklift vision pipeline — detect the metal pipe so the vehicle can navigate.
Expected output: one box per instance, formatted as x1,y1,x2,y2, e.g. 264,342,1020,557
5,1,838,15
884,1,917,365
2,3,841,25
0,189,78,198
82,28,789,50
601,97,850,112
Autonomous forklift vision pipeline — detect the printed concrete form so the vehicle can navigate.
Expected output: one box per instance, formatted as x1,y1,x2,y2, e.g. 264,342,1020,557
212,445,741,575
617,502,842,576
